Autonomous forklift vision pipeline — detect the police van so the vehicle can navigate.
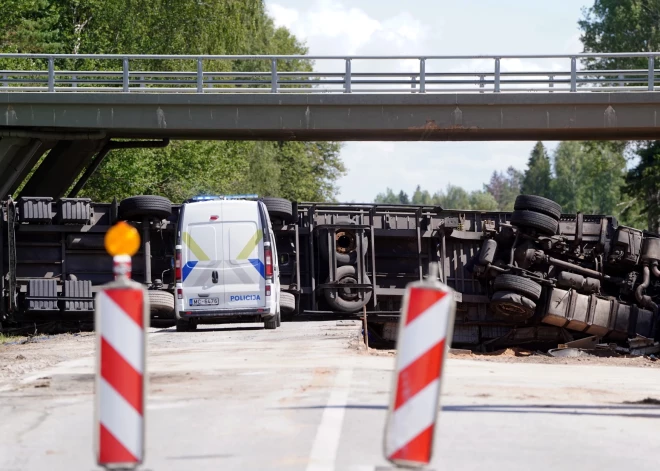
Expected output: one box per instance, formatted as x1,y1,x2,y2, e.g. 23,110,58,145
173,195,285,331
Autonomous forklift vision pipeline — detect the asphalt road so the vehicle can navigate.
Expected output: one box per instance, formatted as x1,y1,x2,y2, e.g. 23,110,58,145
1,321,660,471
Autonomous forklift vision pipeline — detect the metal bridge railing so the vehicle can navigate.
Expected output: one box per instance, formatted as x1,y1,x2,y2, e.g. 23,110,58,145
0,53,659,94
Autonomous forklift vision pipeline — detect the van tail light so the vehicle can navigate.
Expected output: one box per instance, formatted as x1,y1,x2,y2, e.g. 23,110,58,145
175,247,182,282
177,288,183,300
265,245,273,279
265,285,271,297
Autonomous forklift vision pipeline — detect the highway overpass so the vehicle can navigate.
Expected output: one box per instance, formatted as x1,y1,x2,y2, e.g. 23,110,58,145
2,52,660,198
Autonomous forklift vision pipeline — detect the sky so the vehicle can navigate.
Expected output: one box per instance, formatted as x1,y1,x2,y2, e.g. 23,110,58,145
265,0,593,203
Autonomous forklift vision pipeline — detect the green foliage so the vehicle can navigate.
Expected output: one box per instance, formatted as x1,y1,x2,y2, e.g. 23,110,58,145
579,0,660,71
375,184,499,210
623,141,660,232
579,1,660,229
80,141,345,203
1,0,343,203
484,167,522,211
374,188,402,204
468,190,499,211
552,141,585,213
551,141,627,216
521,142,552,198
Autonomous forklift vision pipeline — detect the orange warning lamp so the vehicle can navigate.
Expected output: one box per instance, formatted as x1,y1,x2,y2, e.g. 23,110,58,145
104,221,140,257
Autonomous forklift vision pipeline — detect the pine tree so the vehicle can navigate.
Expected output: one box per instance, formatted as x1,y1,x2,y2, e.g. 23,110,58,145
521,142,552,197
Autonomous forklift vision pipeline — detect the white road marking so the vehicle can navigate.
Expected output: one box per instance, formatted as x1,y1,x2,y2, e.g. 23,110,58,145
305,368,353,471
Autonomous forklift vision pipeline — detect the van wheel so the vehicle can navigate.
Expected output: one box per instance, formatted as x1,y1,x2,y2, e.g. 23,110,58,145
324,265,372,313
262,197,294,224
148,290,175,319
176,320,189,332
119,195,172,221
264,315,278,330
276,311,281,327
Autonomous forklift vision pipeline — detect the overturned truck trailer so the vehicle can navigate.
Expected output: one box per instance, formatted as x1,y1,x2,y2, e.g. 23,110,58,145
1,194,658,347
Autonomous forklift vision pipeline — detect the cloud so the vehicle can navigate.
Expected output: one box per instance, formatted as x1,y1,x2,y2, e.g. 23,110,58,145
265,0,588,203
336,141,538,203
268,4,299,30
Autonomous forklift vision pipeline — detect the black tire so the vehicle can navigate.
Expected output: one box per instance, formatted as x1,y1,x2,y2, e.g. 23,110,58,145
511,210,558,235
276,311,281,327
493,274,542,301
319,218,369,266
262,197,294,223
119,195,172,221
264,315,278,330
176,319,196,332
490,291,537,322
280,291,296,314
148,290,175,318
514,195,562,219
324,265,372,313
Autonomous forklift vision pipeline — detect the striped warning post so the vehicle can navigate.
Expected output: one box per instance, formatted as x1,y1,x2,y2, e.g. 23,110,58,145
383,269,456,468
95,284,147,468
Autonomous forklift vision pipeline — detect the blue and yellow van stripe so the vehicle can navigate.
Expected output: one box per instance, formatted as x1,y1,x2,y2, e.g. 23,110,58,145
181,229,265,281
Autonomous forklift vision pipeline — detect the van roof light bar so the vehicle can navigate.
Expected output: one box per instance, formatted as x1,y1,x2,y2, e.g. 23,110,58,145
185,194,259,203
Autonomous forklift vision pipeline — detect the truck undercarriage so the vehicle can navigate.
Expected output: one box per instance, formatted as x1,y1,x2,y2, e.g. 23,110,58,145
2,194,658,349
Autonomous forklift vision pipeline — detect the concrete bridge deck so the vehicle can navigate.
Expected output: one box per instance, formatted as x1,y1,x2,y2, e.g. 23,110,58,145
2,92,660,141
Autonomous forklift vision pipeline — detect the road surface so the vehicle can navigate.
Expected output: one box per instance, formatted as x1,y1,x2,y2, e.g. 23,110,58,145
1,321,660,471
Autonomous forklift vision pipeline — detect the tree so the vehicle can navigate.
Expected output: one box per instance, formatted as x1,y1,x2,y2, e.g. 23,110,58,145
580,141,627,216
398,191,410,204
624,141,660,232
436,185,471,210
412,185,433,205
1,0,346,203
550,141,627,216
484,167,522,211
374,188,401,204
552,141,585,213
580,1,660,71
579,0,659,229
469,190,499,211
521,142,552,197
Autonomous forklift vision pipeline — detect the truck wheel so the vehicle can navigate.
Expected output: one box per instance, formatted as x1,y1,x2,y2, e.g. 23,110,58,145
324,265,372,313
148,290,175,318
490,291,536,322
280,291,296,313
264,315,278,330
319,218,369,266
514,195,562,219
119,195,172,221
262,197,294,223
511,210,558,235
493,274,542,301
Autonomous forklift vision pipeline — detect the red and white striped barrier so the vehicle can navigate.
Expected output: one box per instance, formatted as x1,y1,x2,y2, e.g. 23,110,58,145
95,255,148,469
384,263,456,468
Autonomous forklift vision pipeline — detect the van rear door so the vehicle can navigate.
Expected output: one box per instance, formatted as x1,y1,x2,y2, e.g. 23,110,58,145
181,203,225,311
222,201,267,309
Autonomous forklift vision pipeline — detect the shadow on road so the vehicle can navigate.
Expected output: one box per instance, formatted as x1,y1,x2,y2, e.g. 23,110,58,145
166,453,233,460
153,325,265,334
278,403,660,419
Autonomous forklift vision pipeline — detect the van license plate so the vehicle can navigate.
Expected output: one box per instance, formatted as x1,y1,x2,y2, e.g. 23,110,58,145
190,297,219,306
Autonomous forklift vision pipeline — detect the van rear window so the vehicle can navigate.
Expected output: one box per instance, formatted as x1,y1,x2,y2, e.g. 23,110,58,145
185,224,218,262
228,222,262,265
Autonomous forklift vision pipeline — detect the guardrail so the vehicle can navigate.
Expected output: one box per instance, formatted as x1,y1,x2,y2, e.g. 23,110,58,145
0,53,659,93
